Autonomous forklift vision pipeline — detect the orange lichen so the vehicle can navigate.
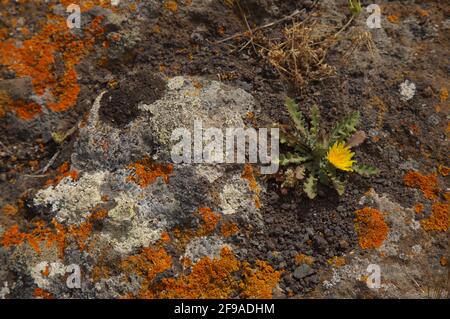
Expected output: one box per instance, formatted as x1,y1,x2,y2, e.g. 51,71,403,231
241,164,261,209
160,232,171,243
414,203,425,214
220,222,239,237
127,157,173,188
440,256,448,267
2,204,18,216
45,162,79,187
416,8,429,17
0,14,104,118
404,171,439,200
34,288,53,299
387,15,400,23
438,165,450,177
164,0,178,12
440,88,449,103
420,202,449,232
240,260,281,299
155,247,240,298
327,256,346,267
196,207,221,236
354,207,389,250
0,210,106,257
121,247,172,298
295,253,314,266
41,265,50,277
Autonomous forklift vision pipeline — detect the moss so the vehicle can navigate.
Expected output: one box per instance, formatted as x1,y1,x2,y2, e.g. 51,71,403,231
404,171,439,200
420,202,449,232
354,207,389,250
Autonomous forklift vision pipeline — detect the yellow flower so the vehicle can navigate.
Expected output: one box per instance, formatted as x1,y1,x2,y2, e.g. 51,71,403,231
327,141,356,171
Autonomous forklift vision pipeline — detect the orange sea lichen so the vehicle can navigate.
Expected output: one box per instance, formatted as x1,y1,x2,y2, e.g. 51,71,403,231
354,207,389,250
295,253,314,266
127,157,173,188
220,222,239,238
404,171,439,200
420,202,449,232
241,164,261,209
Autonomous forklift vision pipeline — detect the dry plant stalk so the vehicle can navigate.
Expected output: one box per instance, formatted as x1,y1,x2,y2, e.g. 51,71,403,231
266,21,335,89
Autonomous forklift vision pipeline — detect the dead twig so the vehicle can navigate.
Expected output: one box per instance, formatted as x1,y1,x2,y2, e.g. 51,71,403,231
215,9,305,44
38,150,60,174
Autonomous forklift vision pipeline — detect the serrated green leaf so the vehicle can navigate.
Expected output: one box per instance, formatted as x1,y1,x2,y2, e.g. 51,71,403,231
279,153,309,166
331,177,346,196
329,111,360,146
304,174,318,199
310,105,321,138
353,164,379,177
285,97,309,139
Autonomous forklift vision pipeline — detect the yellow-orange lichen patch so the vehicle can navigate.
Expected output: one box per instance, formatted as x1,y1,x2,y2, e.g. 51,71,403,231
155,247,240,299
2,204,18,216
354,207,389,250
404,171,439,200
240,260,281,299
221,221,239,237
387,15,400,23
327,256,346,267
0,15,104,118
414,203,425,214
121,247,172,298
44,162,79,187
440,88,449,103
196,207,221,236
127,157,173,188
438,165,450,177
241,164,261,209
0,210,106,257
420,202,449,232
34,288,54,299
440,256,448,267
164,0,178,12
295,253,314,266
